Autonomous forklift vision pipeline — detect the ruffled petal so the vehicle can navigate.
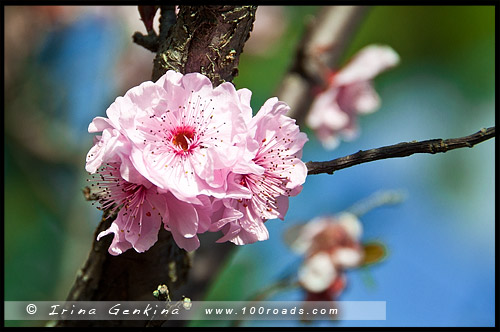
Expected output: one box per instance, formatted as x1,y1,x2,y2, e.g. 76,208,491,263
182,71,214,93
192,195,213,234
165,193,199,238
236,88,254,122
170,229,201,252
215,222,242,244
85,129,126,173
88,116,112,133
237,207,269,243
97,215,133,256
126,205,163,253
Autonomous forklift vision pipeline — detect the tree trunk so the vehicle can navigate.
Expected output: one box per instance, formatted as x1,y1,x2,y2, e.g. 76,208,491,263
55,5,257,327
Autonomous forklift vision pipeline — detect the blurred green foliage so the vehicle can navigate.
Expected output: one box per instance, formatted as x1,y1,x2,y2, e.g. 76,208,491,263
345,6,495,101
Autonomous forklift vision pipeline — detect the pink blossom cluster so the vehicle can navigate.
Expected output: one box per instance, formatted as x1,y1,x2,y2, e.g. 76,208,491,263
306,45,400,150
289,213,364,301
86,70,308,255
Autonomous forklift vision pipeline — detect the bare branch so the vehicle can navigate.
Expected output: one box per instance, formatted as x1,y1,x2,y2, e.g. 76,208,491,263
306,127,495,175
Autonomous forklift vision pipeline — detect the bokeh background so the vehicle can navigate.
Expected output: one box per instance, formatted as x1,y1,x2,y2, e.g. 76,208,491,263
4,6,495,327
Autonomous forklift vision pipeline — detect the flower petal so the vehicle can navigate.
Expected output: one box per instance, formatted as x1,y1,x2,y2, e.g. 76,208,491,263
126,206,163,253
331,247,363,268
170,229,201,252
97,216,133,256
298,252,337,293
334,45,400,85
88,116,112,133
165,193,199,238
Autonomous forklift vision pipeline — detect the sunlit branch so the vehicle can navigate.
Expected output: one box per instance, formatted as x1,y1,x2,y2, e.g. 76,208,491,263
306,127,495,175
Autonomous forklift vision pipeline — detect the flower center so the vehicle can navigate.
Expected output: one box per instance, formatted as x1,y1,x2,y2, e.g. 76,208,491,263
172,128,195,151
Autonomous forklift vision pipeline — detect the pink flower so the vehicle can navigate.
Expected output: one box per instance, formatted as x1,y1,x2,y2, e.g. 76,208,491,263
306,45,400,150
85,70,309,254
211,97,308,245
290,213,364,300
119,71,255,202
90,162,211,254
86,70,256,199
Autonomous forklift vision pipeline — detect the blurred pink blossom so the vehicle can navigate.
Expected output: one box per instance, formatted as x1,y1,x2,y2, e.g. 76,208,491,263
290,213,364,301
306,45,400,150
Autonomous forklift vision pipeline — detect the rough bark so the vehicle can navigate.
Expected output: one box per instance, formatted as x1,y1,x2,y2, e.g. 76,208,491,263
152,5,257,85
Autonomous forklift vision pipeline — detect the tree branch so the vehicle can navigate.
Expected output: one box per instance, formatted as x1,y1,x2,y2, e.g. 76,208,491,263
306,127,495,175
132,6,176,53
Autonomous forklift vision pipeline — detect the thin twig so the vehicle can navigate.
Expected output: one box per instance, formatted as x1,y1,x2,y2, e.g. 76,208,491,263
132,6,176,53
132,31,159,52
346,190,407,217
157,6,177,40
306,127,495,175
